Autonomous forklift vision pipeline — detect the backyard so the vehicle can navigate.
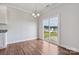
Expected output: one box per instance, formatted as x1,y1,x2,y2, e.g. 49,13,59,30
44,31,57,40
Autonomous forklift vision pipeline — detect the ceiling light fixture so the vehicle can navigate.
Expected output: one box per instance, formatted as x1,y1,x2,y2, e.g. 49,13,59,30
32,10,40,18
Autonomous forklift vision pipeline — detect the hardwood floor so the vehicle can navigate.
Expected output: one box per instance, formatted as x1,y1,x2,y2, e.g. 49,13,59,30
0,39,79,55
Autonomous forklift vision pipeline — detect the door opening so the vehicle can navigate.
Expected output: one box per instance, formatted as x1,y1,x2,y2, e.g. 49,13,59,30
43,16,60,44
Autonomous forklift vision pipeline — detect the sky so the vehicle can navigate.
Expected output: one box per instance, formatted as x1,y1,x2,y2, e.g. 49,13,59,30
43,16,58,26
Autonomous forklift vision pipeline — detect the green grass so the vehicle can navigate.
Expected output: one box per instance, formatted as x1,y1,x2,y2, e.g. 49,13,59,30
44,31,57,38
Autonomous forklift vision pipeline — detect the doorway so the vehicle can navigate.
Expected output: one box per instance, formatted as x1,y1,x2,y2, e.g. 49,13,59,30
43,16,60,44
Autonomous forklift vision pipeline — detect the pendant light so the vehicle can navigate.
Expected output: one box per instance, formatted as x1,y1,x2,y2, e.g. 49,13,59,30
32,10,40,18
32,4,40,18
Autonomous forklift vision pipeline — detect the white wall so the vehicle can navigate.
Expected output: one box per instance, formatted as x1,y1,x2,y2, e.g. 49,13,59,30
39,4,79,52
7,7,37,44
0,6,7,24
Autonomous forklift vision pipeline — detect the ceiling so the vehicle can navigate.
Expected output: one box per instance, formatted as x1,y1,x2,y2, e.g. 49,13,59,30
10,3,51,12
0,3,61,15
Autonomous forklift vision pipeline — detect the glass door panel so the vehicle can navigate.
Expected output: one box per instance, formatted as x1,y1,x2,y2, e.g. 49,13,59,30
50,17,58,42
43,19,49,40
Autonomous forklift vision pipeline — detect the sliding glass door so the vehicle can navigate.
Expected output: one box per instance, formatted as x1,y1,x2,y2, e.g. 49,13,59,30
43,16,58,43
43,19,49,41
50,17,58,42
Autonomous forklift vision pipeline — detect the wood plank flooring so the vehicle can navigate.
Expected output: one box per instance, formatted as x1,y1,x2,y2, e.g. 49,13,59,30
0,40,79,55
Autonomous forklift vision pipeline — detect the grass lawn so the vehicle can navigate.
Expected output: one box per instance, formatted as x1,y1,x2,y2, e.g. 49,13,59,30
44,31,57,38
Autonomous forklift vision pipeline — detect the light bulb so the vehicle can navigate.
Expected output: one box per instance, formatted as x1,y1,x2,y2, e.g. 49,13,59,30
37,13,40,16
32,13,35,16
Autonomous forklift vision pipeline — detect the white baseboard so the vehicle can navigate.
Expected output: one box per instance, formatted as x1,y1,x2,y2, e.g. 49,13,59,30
59,44,79,52
8,38,37,44
43,39,79,52
51,41,79,52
